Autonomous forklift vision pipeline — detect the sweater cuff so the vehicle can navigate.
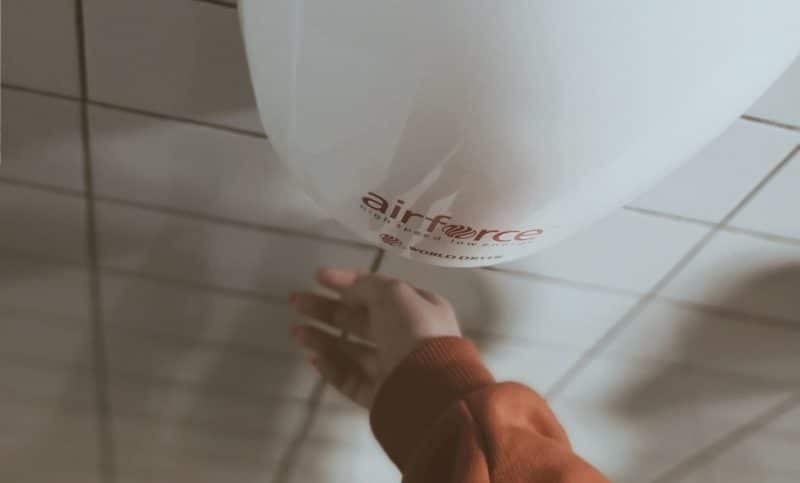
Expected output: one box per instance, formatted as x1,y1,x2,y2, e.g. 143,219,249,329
369,336,494,470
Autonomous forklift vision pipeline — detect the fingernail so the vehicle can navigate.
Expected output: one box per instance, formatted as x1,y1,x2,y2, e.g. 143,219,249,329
291,325,304,341
309,357,321,372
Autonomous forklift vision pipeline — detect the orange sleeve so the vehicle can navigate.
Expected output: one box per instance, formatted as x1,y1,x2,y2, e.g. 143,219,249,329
370,337,610,483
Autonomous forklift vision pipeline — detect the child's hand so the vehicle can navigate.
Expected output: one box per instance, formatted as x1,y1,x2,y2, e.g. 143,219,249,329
289,267,462,409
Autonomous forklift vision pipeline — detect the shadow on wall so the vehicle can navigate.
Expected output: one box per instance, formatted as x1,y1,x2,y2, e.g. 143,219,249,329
3,4,800,474
0,58,342,483
0,228,325,483
605,264,800,483
0,170,507,482
0,2,368,480
3,187,800,482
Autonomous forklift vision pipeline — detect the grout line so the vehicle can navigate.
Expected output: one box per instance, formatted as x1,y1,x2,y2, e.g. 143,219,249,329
0,176,375,252
0,351,95,375
0,245,288,306
622,206,717,229
545,144,800,400
3,234,798,338
1,82,267,139
106,326,303,363
87,100,267,139
719,224,800,247
544,229,720,399
269,248,385,483
1,82,82,102
369,248,386,273
74,1,116,482
717,145,800,227
268,381,327,483
192,0,238,8
0,243,363,309
0,176,86,197
741,114,800,134
624,205,800,247
4,234,798,336
99,266,289,304
656,296,800,331
93,194,374,250
649,392,800,483
483,266,644,298
7,84,798,144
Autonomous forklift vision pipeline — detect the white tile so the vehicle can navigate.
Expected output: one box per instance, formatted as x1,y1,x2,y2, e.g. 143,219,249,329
553,357,792,483
89,106,356,242
101,272,301,354
106,326,319,403
288,439,400,483
116,466,275,483
731,149,800,240
0,0,80,96
109,370,316,480
0,257,90,319
747,55,800,128
1,89,84,190
111,384,307,483
84,0,262,132
113,415,282,483
605,300,800,385
631,120,799,222
0,258,97,482
0,263,94,405
380,255,639,348
500,209,709,293
480,338,584,394
111,382,307,441
116,467,272,483
0,309,92,369
0,403,100,483
0,184,87,262
685,403,800,483
551,401,681,482
102,272,321,404
96,202,376,296
0,325,99,481
101,269,322,479
0,363,95,408
661,231,800,323
311,392,374,447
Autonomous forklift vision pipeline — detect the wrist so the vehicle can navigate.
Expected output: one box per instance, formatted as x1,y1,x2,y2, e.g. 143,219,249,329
369,336,494,471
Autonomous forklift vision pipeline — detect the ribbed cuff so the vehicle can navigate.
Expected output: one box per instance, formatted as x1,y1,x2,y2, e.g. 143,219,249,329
369,337,494,471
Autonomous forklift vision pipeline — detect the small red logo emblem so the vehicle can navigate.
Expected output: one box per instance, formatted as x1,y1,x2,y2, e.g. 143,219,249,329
379,233,403,247
442,224,478,239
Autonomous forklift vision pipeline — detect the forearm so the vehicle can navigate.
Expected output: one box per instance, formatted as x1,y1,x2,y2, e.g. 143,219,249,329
370,337,609,483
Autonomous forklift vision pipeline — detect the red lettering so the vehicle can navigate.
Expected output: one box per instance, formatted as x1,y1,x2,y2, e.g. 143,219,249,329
515,229,543,241
474,229,499,241
362,192,389,213
492,230,520,242
401,210,425,224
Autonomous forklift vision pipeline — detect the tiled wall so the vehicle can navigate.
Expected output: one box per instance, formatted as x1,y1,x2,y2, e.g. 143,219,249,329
1,1,799,483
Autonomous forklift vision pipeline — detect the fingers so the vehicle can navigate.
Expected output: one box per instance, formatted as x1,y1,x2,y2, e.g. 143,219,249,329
415,287,444,305
315,267,395,307
292,325,378,377
315,267,364,293
293,324,378,408
290,292,370,340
